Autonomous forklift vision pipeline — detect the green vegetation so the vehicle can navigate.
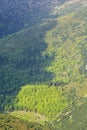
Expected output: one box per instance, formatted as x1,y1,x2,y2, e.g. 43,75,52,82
44,13,87,83
13,85,67,118
0,0,54,38
10,110,48,125
0,6,87,112
0,22,56,111
0,0,87,130
9,80,87,130
0,113,49,130
52,97,87,130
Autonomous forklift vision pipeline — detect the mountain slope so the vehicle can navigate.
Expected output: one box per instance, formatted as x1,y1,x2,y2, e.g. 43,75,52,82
52,97,87,130
0,0,67,38
0,0,87,111
0,0,87,130
0,113,49,130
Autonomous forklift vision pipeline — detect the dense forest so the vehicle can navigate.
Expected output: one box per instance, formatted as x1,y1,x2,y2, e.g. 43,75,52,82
0,0,66,38
0,0,87,130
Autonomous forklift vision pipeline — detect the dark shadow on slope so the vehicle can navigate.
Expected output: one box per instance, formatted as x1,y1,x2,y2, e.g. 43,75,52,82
0,0,68,39
0,21,57,111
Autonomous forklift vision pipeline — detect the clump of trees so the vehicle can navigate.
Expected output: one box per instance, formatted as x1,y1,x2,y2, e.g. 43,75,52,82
14,85,67,118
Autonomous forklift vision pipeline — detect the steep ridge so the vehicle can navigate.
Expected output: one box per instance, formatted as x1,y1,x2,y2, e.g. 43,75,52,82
0,0,66,38
0,0,87,110
0,0,87,129
0,0,86,38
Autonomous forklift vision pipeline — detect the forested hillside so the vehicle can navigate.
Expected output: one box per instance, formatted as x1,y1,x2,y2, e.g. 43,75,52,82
0,0,66,38
0,0,87,129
